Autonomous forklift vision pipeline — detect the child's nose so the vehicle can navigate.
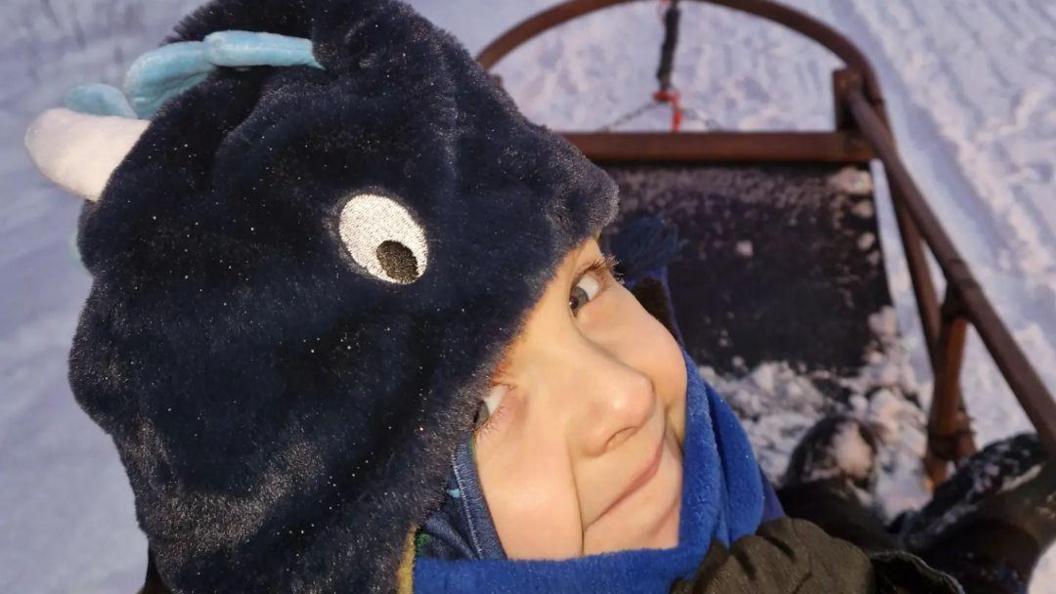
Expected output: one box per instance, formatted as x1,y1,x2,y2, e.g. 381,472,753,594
573,346,657,457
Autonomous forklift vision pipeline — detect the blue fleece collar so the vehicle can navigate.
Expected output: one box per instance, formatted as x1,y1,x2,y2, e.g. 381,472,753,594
413,347,770,593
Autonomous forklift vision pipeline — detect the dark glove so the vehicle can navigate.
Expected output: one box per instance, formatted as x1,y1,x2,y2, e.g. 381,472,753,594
671,518,961,594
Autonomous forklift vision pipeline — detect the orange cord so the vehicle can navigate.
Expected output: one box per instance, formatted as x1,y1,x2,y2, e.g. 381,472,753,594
652,88,683,132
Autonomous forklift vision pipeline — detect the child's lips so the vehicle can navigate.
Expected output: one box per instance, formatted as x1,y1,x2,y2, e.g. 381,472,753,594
591,434,666,524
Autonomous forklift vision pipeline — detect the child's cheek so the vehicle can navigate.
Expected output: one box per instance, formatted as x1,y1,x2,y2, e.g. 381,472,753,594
613,287,688,444
581,283,687,445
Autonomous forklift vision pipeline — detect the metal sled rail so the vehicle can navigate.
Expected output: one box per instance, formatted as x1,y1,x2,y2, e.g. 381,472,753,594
476,0,1056,484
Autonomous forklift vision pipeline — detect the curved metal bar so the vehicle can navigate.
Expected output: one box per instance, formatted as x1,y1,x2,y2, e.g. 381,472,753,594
475,0,884,104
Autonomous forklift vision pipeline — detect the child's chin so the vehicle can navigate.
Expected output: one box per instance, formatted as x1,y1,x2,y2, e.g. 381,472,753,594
582,431,684,555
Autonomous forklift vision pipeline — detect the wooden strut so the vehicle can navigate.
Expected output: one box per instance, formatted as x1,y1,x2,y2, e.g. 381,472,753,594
561,130,873,163
835,69,976,484
923,287,976,483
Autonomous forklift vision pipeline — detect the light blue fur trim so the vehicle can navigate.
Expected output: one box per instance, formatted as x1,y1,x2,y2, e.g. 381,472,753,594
203,31,322,69
123,41,218,118
65,30,324,120
63,83,137,118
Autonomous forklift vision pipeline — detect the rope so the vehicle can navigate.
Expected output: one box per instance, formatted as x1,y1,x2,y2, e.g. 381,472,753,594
598,99,661,132
598,0,721,132
656,0,682,131
656,0,681,93
682,106,722,130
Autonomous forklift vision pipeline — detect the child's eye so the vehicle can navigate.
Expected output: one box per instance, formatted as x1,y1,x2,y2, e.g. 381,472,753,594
569,253,617,317
569,273,602,316
473,384,509,432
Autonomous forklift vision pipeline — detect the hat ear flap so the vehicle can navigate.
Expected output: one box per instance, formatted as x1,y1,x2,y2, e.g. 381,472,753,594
24,107,148,202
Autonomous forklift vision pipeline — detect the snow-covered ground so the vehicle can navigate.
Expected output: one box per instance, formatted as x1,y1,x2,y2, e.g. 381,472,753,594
2,1,1053,592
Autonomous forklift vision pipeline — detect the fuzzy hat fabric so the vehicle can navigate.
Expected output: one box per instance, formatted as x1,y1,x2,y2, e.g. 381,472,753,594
24,0,618,591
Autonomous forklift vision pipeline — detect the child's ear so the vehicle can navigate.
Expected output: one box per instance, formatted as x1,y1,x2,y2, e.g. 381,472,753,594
24,107,148,201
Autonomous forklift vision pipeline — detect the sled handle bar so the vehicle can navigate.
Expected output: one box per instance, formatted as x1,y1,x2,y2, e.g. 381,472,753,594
476,0,884,107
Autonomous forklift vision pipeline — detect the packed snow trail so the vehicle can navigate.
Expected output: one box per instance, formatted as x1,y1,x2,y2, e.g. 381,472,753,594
1,0,1052,592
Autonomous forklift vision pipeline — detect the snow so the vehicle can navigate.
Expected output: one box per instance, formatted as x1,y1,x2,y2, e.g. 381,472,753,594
832,420,876,484
734,240,754,258
857,231,877,251
704,305,933,520
2,0,1054,592
829,166,875,196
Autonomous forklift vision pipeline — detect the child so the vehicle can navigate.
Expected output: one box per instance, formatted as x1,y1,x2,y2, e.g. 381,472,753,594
23,0,1048,592
403,227,959,594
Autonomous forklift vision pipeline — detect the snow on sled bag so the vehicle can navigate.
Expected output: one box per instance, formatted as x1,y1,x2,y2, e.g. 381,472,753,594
602,163,889,379
23,0,618,591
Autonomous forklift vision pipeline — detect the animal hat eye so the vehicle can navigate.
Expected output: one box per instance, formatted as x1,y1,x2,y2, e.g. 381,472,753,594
338,193,429,284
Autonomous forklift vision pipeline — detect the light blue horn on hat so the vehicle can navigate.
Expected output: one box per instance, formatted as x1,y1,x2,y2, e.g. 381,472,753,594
64,30,323,120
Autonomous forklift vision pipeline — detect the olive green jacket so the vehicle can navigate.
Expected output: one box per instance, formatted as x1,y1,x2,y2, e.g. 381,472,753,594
672,518,963,594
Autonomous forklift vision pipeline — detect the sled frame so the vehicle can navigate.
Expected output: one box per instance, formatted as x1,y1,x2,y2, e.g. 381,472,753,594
476,0,1056,485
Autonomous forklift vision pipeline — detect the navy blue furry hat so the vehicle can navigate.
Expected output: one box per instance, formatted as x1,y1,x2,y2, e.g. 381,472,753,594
25,0,618,591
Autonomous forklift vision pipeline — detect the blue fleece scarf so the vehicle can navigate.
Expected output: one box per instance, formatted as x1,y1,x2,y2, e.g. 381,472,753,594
413,347,781,593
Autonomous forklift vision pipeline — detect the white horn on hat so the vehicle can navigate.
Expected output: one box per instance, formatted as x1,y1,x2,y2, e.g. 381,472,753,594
24,107,149,202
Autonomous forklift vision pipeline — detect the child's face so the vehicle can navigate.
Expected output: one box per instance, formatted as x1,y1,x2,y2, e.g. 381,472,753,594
473,237,688,559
